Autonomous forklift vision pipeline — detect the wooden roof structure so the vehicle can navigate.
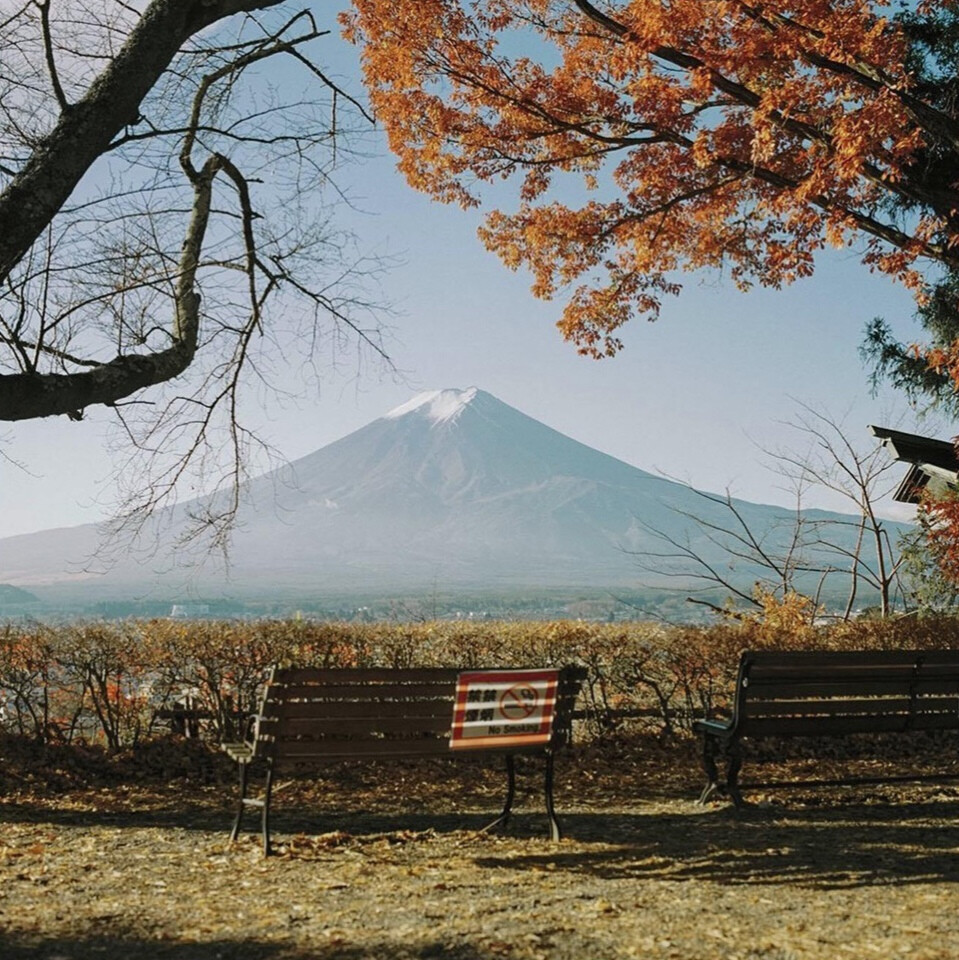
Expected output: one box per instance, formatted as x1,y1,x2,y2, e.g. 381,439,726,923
869,425,959,503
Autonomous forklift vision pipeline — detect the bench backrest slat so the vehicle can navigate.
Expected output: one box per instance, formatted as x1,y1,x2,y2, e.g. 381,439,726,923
270,699,455,720
743,679,959,700
262,715,454,738
745,695,958,718
747,664,955,682
276,738,454,759
263,681,458,703
272,739,555,760
728,650,959,738
744,650,959,668
743,712,959,738
249,666,585,763
274,667,461,684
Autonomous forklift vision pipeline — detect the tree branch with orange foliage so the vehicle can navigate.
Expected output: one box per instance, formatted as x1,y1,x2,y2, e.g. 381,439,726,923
346,0,959,364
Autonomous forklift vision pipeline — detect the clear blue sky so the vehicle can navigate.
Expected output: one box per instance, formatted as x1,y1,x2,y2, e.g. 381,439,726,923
0,15,941,540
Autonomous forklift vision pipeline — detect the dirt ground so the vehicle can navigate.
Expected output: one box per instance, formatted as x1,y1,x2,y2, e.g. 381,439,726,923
3,737,959,960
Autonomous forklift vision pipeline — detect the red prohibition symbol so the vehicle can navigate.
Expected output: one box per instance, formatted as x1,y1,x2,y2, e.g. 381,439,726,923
498,682,539,720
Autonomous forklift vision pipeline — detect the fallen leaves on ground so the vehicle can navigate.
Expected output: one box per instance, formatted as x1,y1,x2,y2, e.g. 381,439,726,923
2,735,959,958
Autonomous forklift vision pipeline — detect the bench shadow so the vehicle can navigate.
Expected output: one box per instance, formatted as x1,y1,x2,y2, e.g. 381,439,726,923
6,793,959,890
474,801,959,889
0,797,557,838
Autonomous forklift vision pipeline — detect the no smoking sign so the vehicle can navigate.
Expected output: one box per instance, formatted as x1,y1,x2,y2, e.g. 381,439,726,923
499,683,539,720
450,669,560,750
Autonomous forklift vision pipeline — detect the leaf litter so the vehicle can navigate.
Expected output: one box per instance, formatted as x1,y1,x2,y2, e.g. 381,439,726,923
2,737,959,958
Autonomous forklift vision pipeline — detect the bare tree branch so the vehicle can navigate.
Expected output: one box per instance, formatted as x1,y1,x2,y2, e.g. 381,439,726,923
0,0,393,545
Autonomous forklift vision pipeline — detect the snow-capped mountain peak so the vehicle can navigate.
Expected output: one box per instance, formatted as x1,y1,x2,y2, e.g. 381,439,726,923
0,386,898,616
384,387,478,425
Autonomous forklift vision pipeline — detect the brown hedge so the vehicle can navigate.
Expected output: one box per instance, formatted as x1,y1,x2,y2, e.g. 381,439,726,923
2,616,958,750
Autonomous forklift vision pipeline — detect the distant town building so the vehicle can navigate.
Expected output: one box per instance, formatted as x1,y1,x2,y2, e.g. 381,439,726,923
170,603,210,619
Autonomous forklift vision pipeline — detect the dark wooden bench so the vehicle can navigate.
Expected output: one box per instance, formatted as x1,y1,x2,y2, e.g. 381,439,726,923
223,665,586,853
157,699,243,738
693,649,959,806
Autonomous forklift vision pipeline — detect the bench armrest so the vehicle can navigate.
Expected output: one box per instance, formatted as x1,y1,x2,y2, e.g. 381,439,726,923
692,718,734,738
222,741,255,762
221,714,261,762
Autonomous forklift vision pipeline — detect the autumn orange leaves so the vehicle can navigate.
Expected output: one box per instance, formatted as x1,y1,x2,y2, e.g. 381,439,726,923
345,1,958,359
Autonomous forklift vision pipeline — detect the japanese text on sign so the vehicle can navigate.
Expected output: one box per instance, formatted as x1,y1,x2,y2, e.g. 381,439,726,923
450,669,559,750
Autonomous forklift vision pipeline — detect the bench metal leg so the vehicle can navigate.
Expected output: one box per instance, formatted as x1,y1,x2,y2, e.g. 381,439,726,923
261,763,275,857
544,752,561,842
725,743,745,808
229,760,275,854
481,755,516,834
481,754,563,840
480,753,563,840
697,736,745,807
697,780,720,804
697,735,721,804
229,761,249,843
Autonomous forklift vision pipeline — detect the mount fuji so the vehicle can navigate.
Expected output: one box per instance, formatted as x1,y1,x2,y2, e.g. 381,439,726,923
0,388,902,612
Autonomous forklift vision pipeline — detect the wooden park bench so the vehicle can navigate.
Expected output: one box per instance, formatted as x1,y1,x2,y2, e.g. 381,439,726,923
223,665,586,854
157,698,241,738
693,649,959,807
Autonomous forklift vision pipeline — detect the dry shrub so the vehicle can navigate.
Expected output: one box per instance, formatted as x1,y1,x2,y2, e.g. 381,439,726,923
827,614,959,651
0,624,60,741
146,620,370,741
4,614,959,750
55,621,162,750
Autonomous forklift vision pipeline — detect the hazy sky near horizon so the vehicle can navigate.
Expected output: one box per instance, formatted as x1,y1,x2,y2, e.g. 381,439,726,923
0,14,943,541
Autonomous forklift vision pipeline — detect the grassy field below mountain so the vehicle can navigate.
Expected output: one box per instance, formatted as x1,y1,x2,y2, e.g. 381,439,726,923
2,731,959,960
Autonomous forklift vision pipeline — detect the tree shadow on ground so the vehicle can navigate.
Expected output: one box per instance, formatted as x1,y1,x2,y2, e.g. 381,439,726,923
475,800,959,889
0,799,231,831
6,789,959,890
2,930,496,960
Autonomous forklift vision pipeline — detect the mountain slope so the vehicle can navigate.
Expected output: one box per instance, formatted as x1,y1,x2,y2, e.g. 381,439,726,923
0,387,905,605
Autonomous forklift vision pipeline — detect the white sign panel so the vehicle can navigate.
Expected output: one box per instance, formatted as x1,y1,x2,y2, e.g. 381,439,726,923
450,669,560,750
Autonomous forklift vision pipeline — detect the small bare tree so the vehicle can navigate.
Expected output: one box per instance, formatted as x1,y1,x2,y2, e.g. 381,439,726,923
633,480,833,620
633,404,912,620
766,403,912,618
0,1,389,543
